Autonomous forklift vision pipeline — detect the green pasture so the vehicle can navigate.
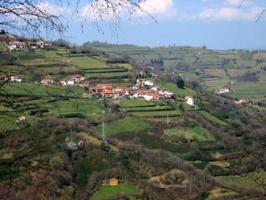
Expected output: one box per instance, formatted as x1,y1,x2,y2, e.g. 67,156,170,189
130,109,181,118
157,81,196,97
3,83,85,97
253,52,266,61
89,182,140,200
0,113,19,133
203,77,230,91
48,98,105,120
94,116,151,136
87,72,130,79
164,126,215,142
70,56,107,69
219,171,266,193
119,98,161,108
206,187,237,200
198,110,228,126
232,81,266,99
125,105,173,112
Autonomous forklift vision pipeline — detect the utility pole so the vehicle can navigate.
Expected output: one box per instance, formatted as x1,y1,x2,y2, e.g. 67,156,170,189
102,121,107,145
166,114,169,127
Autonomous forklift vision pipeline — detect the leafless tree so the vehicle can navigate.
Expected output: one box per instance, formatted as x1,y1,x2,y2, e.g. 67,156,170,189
0,0,150,103
239,0,266,21
0,0,150,36
0,0,64,35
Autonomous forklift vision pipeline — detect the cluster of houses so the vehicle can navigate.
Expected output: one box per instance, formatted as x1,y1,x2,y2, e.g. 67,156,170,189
41,74,89,88
134,68,159,79
0,32,51,51
8,39,51,51
90,79,175,101
41,75,196,104
0,75,22,82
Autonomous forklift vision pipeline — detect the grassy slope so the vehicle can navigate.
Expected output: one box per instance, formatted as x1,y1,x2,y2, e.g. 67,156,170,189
219,171,266,192
119,98,159,108
70,56,108,69
164,126,216,142
157,81,196,96
3,83,85,97
131,110,181,118
199,110,228,126
49,98,105,120
94,116,151,136
233,82,266,99
90,183,140,200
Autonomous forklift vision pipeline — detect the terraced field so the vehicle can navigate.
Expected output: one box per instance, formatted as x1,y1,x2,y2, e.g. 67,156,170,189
93,116,151,136
48,98,106,121
89,183,140,200
164,126,215,142
3,83,85,97
119,98,182,118
218,171,266,193
156,81,196,97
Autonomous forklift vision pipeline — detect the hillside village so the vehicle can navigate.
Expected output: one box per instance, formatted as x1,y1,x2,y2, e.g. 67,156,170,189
1,37,266,200
1,0,266,198
0,31,51,51
40,77,176,101
8,68,195,105
0,33,194,104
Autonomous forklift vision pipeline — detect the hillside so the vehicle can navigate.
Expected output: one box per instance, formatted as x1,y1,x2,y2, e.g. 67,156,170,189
0,45,265,200
83,42,266,100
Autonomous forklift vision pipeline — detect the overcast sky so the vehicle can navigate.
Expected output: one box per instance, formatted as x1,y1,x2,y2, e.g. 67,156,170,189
43,0,266,49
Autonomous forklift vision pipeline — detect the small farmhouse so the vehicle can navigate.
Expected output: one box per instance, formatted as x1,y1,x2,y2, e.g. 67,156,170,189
60,80,75,86
0,75,8,81
16,116,26,124
134,68,145,77
151,73,158,79
91,84,113,97
103,178,119,186
69,74,85,83
144,80,154,87
185,96,194,106
10,76,22,82
234,99,248,105
217,88,230,95
41,79,54,86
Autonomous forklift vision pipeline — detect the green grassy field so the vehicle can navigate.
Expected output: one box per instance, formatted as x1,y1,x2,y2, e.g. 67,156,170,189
80,132,118,151
119,98,161,108
219,171,266,192
232,82,266,99
84,68,128,73
70,56,108,69
125,105,173,112
253,52,266,61
157,81,196,97
49,98,105,120
3,83,85,97
0,113,19,133
94,116,151,135
164,126,215,142
198,110,228,126
89,183,140,200
203,77,230,91
206,187,237,200
87,71,130,79
130,110,181,118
